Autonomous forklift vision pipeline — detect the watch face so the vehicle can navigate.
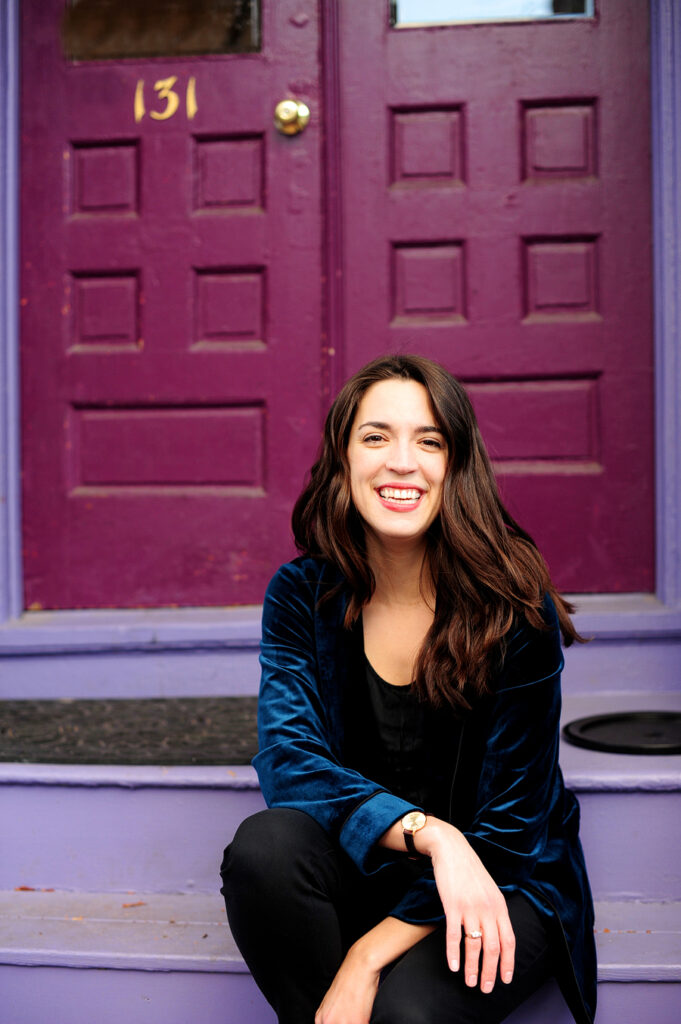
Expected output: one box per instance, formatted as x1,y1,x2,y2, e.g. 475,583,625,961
402,810,426,832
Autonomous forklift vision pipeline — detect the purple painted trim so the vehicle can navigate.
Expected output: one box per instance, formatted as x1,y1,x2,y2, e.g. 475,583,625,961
0,0,21,623
2,597,678,657
3,950,249,975
0,762,260,789
569,594,681,638
0,648,262,699
1,595,677,657
0,606,262,654
651,0,681,610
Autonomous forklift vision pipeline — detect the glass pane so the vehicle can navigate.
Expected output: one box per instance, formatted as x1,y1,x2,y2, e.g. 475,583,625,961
62,0,261,61
391,0,593,27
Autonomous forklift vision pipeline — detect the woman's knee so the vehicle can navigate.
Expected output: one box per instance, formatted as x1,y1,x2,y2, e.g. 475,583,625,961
221,807,331,887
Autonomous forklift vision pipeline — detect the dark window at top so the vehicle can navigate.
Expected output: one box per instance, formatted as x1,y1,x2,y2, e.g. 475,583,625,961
62,0,261,61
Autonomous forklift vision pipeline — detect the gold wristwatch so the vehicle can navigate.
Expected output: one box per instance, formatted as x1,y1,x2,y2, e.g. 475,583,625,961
401,810,427,858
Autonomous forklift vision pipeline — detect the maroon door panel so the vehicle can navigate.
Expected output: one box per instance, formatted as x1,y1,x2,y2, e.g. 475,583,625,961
338,0,654,592
21,0,322,607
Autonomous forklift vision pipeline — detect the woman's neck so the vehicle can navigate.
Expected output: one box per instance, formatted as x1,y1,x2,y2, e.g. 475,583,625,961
365,535,433,609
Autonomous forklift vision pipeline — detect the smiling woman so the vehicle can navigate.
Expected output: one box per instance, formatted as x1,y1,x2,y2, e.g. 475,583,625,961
220,354,596,1024
348,378,447,546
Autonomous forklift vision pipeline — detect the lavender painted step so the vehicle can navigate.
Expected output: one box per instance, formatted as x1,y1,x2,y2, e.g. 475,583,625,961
1,893,679,1024
0,764,266,895
560,691,681,901
1,599,679,703
2,693,680,900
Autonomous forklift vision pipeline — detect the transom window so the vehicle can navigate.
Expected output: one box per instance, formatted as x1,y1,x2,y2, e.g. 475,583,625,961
390,0,594,27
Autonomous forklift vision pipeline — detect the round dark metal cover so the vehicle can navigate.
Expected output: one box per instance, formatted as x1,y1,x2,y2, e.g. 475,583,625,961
562,711,681,755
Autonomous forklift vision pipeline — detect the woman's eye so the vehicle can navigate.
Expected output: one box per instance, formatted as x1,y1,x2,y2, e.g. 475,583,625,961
363,433,384,444
421,437,444,449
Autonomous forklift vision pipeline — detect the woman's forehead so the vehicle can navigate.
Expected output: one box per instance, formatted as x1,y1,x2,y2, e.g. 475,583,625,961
353,378,438,426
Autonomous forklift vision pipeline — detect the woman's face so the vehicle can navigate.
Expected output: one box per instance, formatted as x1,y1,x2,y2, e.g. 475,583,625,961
347,378,448,548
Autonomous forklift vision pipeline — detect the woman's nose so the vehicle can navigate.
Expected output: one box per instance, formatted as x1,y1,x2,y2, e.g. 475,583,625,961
385,441,417,474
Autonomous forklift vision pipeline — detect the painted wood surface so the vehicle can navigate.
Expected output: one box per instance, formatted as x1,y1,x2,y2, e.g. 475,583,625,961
20,0,322,608
339,0,654,592
19,0,654,608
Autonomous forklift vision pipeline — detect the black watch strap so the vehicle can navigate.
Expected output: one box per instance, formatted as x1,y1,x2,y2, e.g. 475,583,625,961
403,829,419,857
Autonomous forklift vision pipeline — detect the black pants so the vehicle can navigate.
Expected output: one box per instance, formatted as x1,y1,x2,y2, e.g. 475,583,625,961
220,808,554,1024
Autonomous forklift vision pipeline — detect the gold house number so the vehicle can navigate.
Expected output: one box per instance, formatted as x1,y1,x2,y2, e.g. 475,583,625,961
134,76,198,123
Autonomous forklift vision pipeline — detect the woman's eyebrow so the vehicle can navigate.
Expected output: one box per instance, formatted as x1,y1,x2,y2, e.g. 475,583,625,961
356,420,390,431
356,420,444,434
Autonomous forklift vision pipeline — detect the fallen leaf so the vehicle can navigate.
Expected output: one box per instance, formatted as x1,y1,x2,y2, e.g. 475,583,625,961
122,901,147,908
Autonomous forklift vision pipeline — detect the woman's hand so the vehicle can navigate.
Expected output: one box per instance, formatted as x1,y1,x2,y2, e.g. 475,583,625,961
378,817,515,993
314,945,380,1024
315,916,436,1024
419,818,515,992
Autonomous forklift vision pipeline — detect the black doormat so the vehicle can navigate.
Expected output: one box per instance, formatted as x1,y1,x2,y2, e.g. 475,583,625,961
0,697,258,766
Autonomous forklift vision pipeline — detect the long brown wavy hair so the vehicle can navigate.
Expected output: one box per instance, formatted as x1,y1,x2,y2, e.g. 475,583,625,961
292,354,583,710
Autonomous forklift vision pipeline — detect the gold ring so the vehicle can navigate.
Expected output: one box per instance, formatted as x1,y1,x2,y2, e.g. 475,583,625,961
466,930,483,939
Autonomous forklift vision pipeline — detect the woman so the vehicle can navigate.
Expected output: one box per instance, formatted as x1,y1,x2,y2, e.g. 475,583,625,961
221,354,596,1024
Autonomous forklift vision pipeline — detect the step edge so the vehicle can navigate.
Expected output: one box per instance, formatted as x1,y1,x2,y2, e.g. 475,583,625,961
0,949,249,973
599,964,681,982
1,760,679,793
563,771,681,793
1,950,678,982
0,763,260,789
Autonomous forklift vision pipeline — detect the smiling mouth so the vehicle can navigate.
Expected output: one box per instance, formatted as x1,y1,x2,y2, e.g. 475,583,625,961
377,487,423,502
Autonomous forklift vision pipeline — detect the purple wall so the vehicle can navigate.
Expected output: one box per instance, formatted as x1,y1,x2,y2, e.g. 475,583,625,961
0,0,679,699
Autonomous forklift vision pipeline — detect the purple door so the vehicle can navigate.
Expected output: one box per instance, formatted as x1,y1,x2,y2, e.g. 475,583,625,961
20,0,323,608
338,0,653,592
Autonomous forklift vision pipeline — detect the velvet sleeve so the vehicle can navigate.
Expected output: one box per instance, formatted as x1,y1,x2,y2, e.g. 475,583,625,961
387,597,566,925
253,562,418,874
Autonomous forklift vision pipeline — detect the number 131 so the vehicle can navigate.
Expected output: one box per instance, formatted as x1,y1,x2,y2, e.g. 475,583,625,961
134,76,197,122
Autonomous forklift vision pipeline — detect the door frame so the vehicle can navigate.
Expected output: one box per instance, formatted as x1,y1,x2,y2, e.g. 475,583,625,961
1,0,679,696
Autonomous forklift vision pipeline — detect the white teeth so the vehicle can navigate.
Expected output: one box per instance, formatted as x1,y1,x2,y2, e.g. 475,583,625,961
378,487,421,501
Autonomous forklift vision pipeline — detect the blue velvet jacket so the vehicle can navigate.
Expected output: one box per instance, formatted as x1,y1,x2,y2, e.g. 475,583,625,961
254,557,597,1023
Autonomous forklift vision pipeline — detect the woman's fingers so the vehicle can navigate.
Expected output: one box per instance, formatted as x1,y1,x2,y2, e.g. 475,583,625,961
446,915,463,972
477,919,500,993
429,822,516,992
498,912,516,985
462,907,515,993
463,925,484,987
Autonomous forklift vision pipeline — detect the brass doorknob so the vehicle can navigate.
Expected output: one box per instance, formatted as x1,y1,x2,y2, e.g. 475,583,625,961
274,99,310,136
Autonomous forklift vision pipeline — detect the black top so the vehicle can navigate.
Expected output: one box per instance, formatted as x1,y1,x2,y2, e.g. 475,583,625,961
343,620,460,821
